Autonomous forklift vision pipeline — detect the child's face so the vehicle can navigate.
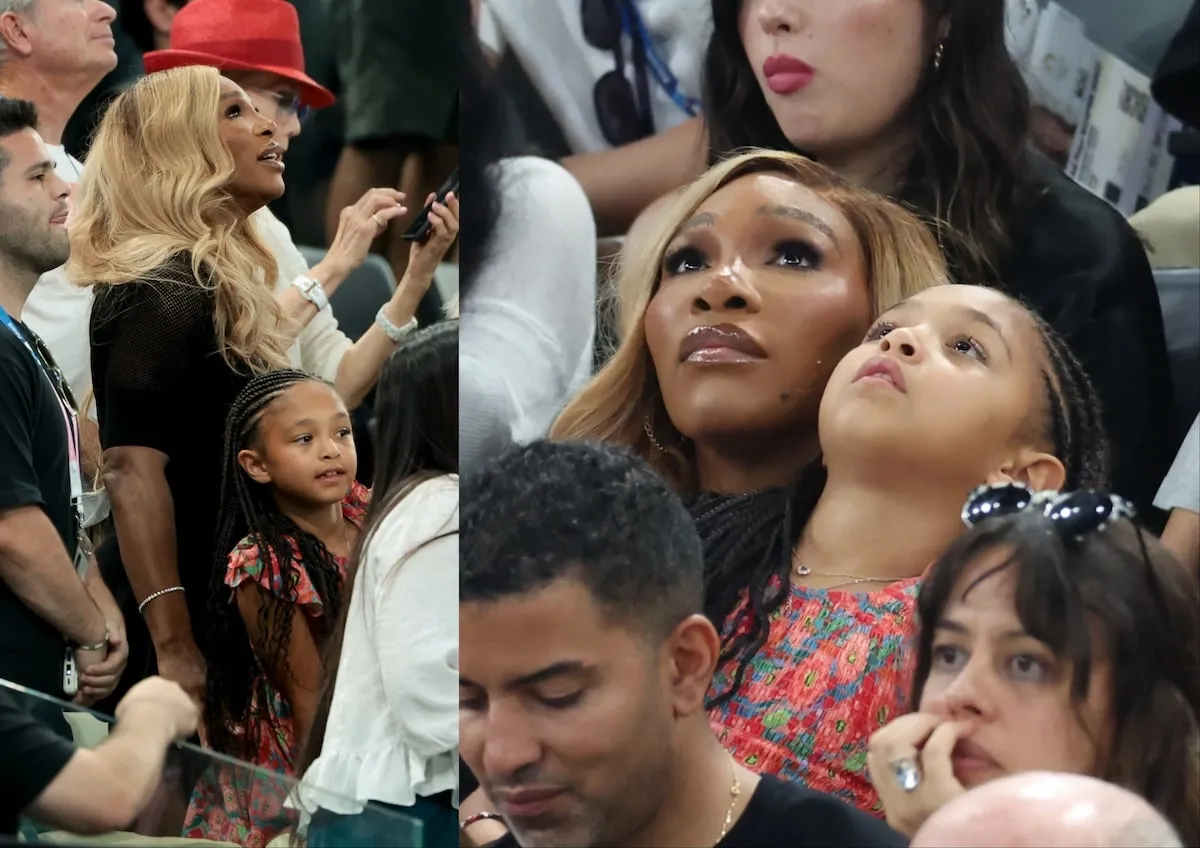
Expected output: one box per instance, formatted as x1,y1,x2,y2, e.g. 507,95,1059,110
817,285,1065,490
247,381,358,506
917,548,1113,789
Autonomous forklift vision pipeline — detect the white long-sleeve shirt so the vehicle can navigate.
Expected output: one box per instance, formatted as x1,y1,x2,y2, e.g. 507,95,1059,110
301,476,459,812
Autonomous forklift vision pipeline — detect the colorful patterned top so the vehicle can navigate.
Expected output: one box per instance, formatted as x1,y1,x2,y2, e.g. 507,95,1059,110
708,578,920,816
183,482,370,848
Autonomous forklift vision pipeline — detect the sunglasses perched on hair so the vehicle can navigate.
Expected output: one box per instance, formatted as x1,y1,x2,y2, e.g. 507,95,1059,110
581,0,654,146
245,86,312,125
961,482,1136,539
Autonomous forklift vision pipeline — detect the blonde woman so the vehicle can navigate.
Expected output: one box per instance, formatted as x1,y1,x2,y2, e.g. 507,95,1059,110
69,66,302,723
552,149,948,495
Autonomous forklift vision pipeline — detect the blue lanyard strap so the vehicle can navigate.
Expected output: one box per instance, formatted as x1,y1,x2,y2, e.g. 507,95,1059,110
621,2,700,117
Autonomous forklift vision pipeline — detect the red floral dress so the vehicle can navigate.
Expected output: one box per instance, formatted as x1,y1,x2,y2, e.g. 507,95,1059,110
182,482,370,847
708,578,920,816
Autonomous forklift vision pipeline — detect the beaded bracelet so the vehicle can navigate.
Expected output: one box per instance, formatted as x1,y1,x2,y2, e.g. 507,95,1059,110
460,812,505,833
138,585,185,615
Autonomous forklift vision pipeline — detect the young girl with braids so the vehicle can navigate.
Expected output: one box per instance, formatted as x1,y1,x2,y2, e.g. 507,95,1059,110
701,284,1110,818
183,369,367,847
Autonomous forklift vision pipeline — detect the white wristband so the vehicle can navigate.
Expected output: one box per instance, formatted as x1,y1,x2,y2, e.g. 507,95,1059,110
292,275,330,312
376,307,418,343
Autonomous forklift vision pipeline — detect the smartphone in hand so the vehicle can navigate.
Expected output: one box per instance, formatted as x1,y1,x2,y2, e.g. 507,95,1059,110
401,168,460,244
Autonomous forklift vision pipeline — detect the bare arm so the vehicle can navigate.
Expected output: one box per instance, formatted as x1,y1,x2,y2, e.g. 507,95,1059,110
102,446,189,649
25,715,176,833
79,416,101,483
561,117,708,236
235,583,323,744
0,505,106,645
333,281,425,408
25,677,198,834
1160,508,1200,581
332,193,459,406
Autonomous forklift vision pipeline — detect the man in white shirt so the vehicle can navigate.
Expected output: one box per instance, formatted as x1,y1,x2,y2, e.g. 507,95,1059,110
0,0,120,493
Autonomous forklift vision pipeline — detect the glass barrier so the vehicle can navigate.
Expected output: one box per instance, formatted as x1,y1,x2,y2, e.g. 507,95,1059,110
0,680,424,847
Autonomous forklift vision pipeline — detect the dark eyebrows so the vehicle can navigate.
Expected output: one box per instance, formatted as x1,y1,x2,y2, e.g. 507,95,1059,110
755,203,838,246
936,618,1030,642
458,660,592,693
23,159,53,178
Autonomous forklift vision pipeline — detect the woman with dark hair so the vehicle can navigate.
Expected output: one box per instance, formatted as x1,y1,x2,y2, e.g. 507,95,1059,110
296,321,459,847
868,483,1200,843
459,0,599,467
564,0,1175,512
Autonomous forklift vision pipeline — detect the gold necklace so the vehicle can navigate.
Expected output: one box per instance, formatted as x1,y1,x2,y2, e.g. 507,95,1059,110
715,759,741,844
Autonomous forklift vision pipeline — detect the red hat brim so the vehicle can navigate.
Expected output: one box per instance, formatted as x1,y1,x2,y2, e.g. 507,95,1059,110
142,48,336,110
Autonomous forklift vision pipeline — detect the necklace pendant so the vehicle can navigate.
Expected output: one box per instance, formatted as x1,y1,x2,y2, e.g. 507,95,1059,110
796,564,811,576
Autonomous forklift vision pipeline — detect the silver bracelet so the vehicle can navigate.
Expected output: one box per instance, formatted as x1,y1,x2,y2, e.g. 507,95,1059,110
137,585,185,615
74,628,109,652
375,307,418,343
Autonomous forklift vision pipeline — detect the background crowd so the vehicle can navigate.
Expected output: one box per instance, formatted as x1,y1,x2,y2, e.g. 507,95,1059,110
1,0,460,845
458,0,1199,847
0,0,1197,847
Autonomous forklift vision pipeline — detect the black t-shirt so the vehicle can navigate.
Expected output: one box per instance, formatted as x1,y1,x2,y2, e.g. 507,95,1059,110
486,775,907,848
1003,152,1177,510
0,319,77,696
89,254,252,642
0,688,76,837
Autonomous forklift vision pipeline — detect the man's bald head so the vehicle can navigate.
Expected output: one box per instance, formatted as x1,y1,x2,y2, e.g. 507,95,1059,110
912,772,1180,848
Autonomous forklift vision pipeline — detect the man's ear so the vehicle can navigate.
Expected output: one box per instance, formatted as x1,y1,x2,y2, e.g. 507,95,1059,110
0,11,34,60
664,614,720,719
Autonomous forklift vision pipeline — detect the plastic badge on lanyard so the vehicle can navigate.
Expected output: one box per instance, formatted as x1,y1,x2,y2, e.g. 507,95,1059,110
0,306,88,579
624,2,700,117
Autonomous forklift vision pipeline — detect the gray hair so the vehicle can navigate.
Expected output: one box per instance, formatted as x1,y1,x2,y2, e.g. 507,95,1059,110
0,0,38,69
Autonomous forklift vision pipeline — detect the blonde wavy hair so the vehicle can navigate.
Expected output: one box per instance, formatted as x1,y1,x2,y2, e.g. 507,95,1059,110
68,65,290,372
552,149,950,492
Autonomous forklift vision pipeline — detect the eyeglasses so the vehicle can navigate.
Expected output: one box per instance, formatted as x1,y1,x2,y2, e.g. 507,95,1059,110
581,0,654,146
244,86,312,126
961,482,1136,539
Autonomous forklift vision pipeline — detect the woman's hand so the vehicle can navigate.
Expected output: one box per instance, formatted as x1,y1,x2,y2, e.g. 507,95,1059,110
401,191,460,295
154,638,208,746
867,712,971,837
316,188,409,289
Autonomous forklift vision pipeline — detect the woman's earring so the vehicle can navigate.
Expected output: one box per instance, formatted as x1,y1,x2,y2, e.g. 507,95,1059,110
933,41,945,71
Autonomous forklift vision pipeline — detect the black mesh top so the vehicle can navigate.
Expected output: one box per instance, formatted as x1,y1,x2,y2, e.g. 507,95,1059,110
90,253,252,629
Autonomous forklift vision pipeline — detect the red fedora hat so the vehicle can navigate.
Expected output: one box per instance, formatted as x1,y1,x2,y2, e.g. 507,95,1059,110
143,0,335,109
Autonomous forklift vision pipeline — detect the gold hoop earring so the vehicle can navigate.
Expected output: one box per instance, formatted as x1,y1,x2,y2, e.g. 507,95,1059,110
933,41,945,71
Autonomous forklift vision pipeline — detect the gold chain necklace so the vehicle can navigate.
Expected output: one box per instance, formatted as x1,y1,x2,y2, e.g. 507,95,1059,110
715,758,741,844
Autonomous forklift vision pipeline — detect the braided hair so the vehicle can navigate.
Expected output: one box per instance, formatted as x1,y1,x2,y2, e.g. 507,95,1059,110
699,309,1110,709
204,369,348,762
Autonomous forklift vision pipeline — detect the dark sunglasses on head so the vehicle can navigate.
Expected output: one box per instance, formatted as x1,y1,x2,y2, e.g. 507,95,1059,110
581,0,654,146
961,482,1136,539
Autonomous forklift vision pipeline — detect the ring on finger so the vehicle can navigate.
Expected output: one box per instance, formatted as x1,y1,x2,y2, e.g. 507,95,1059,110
371,213,383,228
890,756,922,792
